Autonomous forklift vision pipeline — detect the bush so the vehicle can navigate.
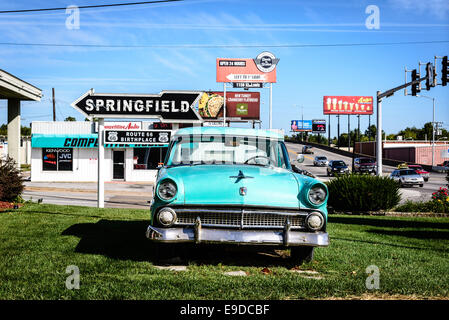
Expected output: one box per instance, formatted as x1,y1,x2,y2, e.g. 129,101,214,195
395,200,449,214
0,156,24,202
325,173,401,212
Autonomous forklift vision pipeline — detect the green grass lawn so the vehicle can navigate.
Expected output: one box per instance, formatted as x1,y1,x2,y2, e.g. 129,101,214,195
0,203,448,300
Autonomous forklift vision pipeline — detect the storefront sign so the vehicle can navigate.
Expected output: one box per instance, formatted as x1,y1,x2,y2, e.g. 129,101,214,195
32,134,98,148
216,52,278,83
104,130,171,145
291,120,312,132
71,90,203,122
323,96,374,115
198,91,260,120
94,121,142,132
312,119,326,133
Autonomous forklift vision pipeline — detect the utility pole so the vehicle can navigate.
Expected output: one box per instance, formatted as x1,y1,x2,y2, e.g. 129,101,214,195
52,88,56,121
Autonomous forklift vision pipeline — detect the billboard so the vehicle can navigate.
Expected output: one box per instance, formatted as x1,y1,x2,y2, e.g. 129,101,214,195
291,120,312,132
198,91,260,120
312,119,326,133
323,96,373,115
216,52,278,83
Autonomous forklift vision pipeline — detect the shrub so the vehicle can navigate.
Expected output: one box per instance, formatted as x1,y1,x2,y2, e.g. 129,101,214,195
395,200,449,214
325,173,401,212
0,156,24,202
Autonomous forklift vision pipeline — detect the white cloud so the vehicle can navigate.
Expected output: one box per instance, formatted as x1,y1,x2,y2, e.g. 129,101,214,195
389,0,449,19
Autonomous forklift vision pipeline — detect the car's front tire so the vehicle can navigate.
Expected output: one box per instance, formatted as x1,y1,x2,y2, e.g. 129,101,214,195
290,246,314,264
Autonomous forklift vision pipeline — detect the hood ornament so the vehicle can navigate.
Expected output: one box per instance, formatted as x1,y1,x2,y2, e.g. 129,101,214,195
230,170,254,183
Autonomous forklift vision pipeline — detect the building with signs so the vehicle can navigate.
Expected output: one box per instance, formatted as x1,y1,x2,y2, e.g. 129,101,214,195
30,121,172,182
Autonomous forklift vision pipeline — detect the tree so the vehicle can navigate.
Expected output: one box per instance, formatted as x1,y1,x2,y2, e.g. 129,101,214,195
64,116,76,121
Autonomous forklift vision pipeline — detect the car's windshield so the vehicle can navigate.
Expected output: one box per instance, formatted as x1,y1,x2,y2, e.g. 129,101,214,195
166,135,290,168
333,161,346,166
317,157,327,160
359,158,374,164
399,170,417,176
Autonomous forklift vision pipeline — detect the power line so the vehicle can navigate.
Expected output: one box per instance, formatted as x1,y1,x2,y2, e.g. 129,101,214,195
0,40,448,48
0,0,183,14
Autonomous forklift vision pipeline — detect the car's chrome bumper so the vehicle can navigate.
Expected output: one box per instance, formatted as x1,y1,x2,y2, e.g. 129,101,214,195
146,225,329,247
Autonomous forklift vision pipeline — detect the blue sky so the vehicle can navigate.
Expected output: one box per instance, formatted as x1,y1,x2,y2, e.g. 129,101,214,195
0,0,448,138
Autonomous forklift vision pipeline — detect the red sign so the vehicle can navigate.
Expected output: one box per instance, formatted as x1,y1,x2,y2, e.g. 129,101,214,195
198,91,260,120
323,96,373,115
216,58,277,83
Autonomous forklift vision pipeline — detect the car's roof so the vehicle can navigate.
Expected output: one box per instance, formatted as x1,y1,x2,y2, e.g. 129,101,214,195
173,127,284,139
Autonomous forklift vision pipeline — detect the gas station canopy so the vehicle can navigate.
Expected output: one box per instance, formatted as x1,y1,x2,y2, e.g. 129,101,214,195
0,69,42,101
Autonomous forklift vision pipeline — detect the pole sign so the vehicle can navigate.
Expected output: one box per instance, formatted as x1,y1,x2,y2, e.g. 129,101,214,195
216,52,278,83
312,119,326,133
323,96,373,115
71,90,203,122
104,130,171,145
291,120,312,132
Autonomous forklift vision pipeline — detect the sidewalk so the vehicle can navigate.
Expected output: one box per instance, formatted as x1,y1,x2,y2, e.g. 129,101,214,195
22,180,154,209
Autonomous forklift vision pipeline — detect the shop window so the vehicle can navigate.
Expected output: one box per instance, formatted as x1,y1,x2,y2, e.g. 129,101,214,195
42,148,73,171
133,147,167,170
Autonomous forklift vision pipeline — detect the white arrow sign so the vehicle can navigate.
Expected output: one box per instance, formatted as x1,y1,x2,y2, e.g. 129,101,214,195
226,74,267,82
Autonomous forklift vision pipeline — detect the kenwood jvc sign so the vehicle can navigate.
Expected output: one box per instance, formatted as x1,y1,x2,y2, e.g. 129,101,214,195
71,90,203,122
105,130,171,145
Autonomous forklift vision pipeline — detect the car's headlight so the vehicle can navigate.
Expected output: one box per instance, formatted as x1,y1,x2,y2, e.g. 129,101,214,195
157,179,177,201
157,207,177,227
308,185,327,205
306,212,325,231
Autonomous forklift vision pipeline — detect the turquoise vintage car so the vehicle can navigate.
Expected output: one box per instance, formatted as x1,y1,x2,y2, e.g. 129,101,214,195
146,127,329,263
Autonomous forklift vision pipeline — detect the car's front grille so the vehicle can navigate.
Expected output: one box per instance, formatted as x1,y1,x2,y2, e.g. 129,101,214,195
170,207,308,229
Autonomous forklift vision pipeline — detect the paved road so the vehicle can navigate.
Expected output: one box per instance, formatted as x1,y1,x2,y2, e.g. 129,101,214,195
22,181,153,209
286,142,448,203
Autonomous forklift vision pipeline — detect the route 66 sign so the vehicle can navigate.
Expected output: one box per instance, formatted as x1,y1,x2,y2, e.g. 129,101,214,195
158,132,169,143
107,131,118,142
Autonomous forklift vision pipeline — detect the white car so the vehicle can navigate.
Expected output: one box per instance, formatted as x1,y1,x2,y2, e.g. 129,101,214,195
313,156,328,167
390,169,424,187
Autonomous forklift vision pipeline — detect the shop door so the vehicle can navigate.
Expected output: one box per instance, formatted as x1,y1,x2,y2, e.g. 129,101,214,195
113,150,125,180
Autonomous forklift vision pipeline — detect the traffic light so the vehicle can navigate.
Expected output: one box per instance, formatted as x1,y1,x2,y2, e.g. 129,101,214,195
411,69,420,96
425,62,435,90
442,56,448,86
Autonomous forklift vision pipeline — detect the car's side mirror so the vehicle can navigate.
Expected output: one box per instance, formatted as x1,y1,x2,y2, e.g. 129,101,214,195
157,163,163,169
296,154,304,163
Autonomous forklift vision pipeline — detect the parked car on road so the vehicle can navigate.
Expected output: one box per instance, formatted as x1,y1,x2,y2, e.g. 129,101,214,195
327,160,349,176
302,145,314,154
313,156,328,167
407,165,430,182
146,127,329,263
353,157,377,174
390,169,424,187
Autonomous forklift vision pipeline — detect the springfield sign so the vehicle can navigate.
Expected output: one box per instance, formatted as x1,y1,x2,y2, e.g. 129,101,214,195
71,90,203,122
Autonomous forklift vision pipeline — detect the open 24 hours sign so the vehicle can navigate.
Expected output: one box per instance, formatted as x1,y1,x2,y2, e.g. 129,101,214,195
105,130,171,145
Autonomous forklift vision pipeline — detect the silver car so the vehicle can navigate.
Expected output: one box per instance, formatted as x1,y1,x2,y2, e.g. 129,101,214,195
390,169,424,187
313,156,328,167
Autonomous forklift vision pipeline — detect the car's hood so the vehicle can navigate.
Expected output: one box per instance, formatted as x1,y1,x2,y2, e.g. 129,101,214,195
160,164,302,208
401,174,423,180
